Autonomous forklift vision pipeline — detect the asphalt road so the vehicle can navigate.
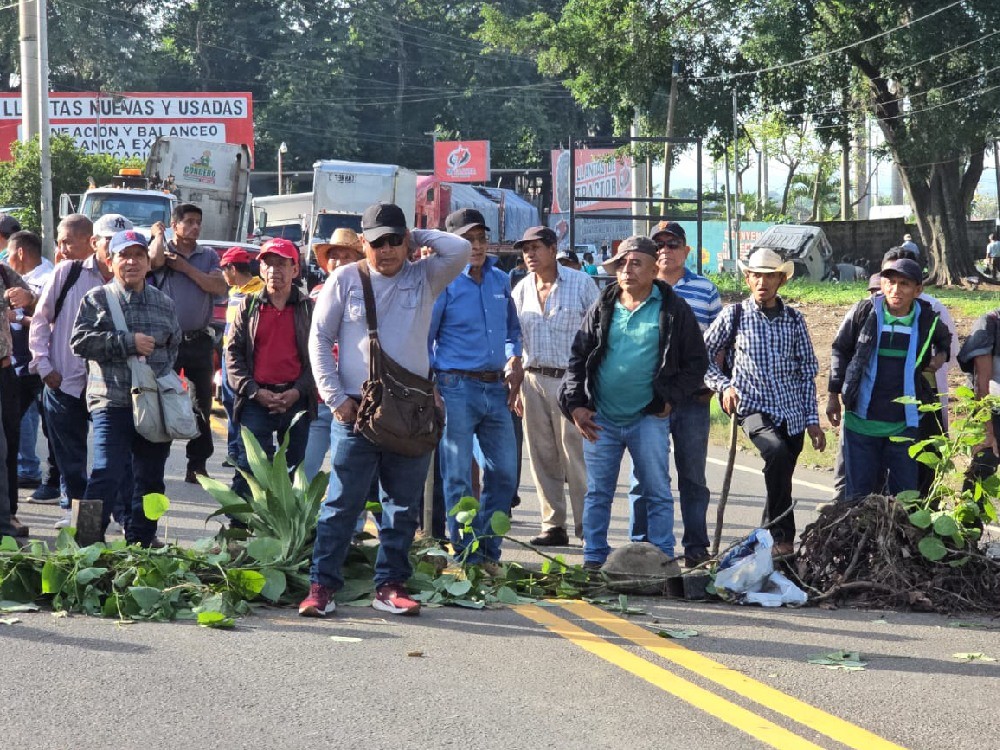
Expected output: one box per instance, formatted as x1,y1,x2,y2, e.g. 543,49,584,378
3,416,999,750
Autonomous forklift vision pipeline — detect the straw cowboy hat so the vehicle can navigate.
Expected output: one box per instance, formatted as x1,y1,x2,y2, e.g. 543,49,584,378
313,227,362,269
738,247,795,280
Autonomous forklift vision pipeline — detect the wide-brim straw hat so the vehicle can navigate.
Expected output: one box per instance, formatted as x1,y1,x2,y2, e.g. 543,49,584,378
738,247,795,279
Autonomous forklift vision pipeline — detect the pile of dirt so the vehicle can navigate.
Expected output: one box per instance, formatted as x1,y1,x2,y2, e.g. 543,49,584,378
793,496,1000,614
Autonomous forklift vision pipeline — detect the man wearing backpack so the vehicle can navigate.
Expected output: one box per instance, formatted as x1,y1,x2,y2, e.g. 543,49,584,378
29,214,114,529
704,248,826,558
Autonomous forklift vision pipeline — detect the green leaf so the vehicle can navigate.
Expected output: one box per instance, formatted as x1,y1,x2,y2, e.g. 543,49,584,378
448,495,480,517
226,569,266,598
364,501,383,514
908,509,933,529
0,601,39,613
128,586,161,612
657,628,699,639
455,510,476,525
197,610,235,629
75,567,105,586
932,515,959,537
258,569,287,603
918,535,947,561
952,652,996,662
954,385,975,400
41,559,67,594
914,452,941,468
490,511,511,536
0,535,18,552
54,528,79,551
142,493,170,521
496,586,521,605
246,537,283,565
445,579,473,597
895,490,921,504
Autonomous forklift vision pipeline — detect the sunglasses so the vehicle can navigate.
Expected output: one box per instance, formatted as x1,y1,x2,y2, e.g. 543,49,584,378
370,234,405,249
654,238,685,250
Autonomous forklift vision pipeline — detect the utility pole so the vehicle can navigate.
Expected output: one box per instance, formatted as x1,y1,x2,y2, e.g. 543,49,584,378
732,90,741,258
18,0,39,141
662,60,681,213
36,0,53,256
840,138,851,220
631,107,644,237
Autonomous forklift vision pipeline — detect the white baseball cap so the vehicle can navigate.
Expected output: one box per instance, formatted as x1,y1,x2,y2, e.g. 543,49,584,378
93,214,134,238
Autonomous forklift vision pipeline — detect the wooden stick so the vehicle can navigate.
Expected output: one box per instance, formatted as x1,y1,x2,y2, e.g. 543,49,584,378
711,410,739,556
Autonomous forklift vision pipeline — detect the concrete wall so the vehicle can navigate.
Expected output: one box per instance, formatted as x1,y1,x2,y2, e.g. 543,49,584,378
806,218,998,267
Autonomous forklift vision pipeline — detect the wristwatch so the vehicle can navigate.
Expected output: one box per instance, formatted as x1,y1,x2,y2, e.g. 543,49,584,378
14,310,24,324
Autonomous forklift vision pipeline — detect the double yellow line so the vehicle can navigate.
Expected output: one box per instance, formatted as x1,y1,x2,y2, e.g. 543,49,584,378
516,601,907,750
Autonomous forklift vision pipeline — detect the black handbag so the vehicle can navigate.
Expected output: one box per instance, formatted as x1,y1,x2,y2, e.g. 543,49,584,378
354,261,443,457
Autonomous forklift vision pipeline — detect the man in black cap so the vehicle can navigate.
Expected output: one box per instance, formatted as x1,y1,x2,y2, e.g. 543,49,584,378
559,236,707,568
828,256,949,501
428,208,522,568
303,202,470,617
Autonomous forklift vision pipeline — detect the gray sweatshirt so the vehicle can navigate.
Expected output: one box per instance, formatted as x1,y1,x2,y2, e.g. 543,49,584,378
310,229,471,409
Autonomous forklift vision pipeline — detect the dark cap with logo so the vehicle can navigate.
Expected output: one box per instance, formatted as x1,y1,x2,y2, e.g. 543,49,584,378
446,208,490,236
880,258,923,283
601,235,659,273
361,202,408,242
513,226,558,249
651,220,686,242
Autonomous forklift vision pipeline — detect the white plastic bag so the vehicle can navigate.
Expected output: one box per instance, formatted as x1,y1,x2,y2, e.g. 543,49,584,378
745,571,808,607
715,528,774,596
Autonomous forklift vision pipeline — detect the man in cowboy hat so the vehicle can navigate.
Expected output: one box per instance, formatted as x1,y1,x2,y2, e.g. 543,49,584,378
704,248,826,558
312,228,363,282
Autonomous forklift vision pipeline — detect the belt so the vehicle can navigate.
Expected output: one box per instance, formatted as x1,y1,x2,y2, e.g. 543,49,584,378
258,381,297,393
440,369,504,383
182,328,211,341
526,366,566,379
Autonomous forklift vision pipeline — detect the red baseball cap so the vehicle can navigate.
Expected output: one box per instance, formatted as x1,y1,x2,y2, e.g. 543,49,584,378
220,247,251,267
259,238,299,262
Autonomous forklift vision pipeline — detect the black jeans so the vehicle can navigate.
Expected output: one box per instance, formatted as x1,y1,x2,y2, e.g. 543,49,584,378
174,331,215,470
1,366,20,516
17,372,59,490
740,412,804,545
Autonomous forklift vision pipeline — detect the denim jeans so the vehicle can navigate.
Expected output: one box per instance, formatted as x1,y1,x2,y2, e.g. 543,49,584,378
628,400,710,557
219,361,240,462
437,373,517,563
310,419,432,590
231,396,310,500
844,426,919,500
42,386,90,511
303,402,368,535
85,407,170,545
582,412,674,564
17,399,41,481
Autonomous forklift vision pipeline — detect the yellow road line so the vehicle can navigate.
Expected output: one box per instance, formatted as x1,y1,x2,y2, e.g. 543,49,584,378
558,600,907,750
515,604,826,750
210,415,227,438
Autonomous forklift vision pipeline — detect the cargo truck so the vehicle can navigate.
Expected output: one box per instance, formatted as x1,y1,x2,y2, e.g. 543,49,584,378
310,160,417,244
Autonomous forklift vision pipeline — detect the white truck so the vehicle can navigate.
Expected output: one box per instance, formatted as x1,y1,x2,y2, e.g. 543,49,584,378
60,137,252,242
252,192,314,246
310,160,417,245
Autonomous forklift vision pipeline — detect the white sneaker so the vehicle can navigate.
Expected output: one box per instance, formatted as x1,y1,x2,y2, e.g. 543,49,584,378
53,512,72,529
109,521,123,535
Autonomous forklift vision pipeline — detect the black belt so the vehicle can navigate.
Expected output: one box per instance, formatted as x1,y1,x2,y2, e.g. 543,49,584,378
182,328,211,341
258,382,297,393
440,369,504,383
526,366,565,379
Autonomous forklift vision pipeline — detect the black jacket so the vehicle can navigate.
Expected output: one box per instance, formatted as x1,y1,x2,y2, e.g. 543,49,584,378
829,295,950,412
558,278,708,420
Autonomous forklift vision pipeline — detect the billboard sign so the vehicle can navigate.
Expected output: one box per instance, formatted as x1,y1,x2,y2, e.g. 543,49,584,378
0,92,254,162
434,140,490,182
551,148,633,214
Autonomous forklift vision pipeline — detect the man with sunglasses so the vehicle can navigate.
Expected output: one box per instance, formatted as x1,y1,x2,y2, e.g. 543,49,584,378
303,202,470,617
628,221,721,568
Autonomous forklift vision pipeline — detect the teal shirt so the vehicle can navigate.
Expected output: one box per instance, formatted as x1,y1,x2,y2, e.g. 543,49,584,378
595,285,662,425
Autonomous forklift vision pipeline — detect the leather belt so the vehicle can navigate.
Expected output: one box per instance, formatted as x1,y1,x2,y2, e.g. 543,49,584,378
440,369,504,383
526,366,566,379
259,381,297,393
182,328,212,341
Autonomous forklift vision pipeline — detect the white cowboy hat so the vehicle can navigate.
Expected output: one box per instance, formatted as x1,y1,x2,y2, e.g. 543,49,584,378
738,247,795,280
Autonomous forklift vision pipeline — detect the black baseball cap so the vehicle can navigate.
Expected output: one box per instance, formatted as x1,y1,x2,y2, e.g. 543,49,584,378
513,226,558,249
651,220,686,243
0,215,22,237
446,208,490,236
361,202,408,242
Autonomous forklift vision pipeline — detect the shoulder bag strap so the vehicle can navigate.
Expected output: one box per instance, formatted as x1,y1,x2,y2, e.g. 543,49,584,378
356,261,382,380
102,283,130,334
53,260,84,322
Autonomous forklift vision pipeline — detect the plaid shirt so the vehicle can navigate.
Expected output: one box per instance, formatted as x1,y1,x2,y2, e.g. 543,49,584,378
704,297,820,435
70,280,181,412
512,264,599,369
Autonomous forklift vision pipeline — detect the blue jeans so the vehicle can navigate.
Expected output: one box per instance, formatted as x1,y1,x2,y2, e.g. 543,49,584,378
437,373,517,563
42,386,90,510
310,419,431,590
303,402,369,535
628,400,710,557
85,407,169,545
231,396,310,500
220,361,240,461
844,426,919,500
17,399,41,481
582,412,674,564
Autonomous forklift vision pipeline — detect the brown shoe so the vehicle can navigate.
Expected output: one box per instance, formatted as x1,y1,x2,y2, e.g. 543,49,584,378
530,527,569,546
185,467,208,484
771,542,795,559
10,516,29,538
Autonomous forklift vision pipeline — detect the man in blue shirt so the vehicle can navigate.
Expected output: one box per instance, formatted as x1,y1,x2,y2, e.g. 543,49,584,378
430,208,523,566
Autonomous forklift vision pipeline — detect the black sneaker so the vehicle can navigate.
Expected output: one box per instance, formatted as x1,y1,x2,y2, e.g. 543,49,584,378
29,484,61,503
683,550,711,569
17,475,41,489
530,527,569,546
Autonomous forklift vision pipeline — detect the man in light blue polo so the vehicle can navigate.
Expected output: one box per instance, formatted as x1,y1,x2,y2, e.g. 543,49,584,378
559,236,708,568
430,208,522,566
630,220,721,567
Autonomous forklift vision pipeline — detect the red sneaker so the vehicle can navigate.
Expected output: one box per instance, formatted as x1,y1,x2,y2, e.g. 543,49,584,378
298,583,336,617
372,583,420,616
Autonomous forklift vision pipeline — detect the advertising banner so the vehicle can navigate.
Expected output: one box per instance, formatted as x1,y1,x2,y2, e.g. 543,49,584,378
0,92,254,162
550,148,633,214
434,140,490,183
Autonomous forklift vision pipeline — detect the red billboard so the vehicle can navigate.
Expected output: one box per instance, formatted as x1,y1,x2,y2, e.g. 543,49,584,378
551,148,633,214
434,140,490,183
0,91,255,163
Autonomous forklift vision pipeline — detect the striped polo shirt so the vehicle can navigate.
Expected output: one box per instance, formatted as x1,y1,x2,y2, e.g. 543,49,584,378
672,268,722,333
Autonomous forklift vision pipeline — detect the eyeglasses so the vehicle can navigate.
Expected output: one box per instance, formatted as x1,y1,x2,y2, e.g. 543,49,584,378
654,239,685,250
370,234,405,249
